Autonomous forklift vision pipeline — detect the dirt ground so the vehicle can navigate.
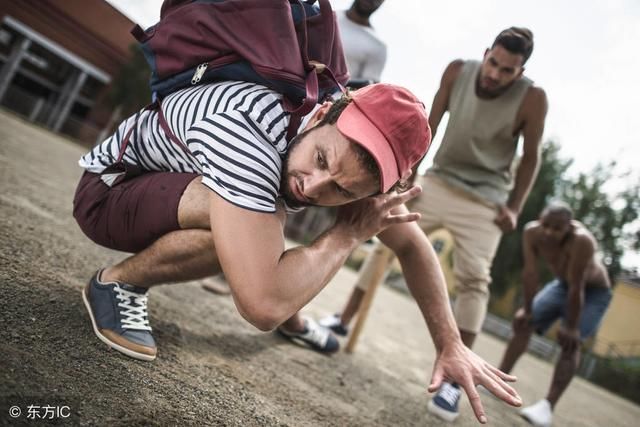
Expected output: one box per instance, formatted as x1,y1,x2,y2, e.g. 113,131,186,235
1,109,639,426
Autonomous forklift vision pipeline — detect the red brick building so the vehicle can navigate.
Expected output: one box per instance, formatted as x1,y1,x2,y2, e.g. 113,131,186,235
0,0,139,145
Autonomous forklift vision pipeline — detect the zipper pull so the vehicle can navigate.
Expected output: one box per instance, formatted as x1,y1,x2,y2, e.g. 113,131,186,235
191,63,208,85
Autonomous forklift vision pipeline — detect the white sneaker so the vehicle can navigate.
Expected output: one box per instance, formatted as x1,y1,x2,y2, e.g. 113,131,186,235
277,317,340,353
318,313,349,336
520,399,553,427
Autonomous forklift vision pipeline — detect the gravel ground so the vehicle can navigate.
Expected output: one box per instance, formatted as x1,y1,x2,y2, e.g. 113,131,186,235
1,110,639,426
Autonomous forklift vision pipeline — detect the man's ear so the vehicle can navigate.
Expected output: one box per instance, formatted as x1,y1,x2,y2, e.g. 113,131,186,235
305,101,333,129
400,169,413,181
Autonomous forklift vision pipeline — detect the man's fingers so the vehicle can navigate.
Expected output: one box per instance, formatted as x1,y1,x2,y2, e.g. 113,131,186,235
384,185,422,209
385,212,420,225
482,366,521,403
461,380,487,424
427,369,444,393
486,364,517,383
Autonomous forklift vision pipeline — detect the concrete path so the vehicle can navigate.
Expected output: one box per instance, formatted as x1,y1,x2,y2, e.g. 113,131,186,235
1,109,638,426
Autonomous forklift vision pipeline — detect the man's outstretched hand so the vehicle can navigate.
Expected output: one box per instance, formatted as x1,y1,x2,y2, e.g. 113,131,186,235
334,185,422,242
428,341,522,424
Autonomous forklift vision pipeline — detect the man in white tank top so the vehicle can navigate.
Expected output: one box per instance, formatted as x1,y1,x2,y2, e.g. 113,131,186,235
319,27,549,423
337,0,387,87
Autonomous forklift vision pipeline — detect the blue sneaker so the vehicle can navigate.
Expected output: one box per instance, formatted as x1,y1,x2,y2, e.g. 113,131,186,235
318,313,349,336
82,270,157,361
277,317,340,354
427,382,461,422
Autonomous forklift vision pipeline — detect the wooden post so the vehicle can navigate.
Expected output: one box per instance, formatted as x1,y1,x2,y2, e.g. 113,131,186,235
345,242,393,353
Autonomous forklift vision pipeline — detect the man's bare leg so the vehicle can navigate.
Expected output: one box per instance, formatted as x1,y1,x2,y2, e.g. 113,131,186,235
102,177,218,287
546,346,580,408
101,228,221,287
280,313,305,332
499,329,533,373
460,329,477,348
340,287,366,326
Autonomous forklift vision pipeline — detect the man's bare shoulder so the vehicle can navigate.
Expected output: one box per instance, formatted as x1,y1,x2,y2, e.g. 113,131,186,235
523,220,542,243
524,220,541,233
442,59,465,86
522,85,548,112
570,221,598,249
447,59,466,72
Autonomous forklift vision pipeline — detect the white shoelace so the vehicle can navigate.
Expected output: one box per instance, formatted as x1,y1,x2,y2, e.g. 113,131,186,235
438,383,461,406
114,285,152,331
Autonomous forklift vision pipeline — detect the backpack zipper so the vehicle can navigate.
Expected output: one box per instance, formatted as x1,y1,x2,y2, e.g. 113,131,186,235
191,63,208,85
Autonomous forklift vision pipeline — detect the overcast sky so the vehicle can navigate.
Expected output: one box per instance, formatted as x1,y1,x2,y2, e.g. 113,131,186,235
106,0,639,267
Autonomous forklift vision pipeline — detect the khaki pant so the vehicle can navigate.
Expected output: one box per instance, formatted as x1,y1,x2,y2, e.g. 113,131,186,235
354,174,503,333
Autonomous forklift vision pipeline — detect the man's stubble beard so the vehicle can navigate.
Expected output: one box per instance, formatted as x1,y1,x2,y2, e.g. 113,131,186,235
279,129,312,209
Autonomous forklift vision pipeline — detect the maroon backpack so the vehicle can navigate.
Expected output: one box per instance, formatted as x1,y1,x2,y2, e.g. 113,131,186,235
131,0,350,140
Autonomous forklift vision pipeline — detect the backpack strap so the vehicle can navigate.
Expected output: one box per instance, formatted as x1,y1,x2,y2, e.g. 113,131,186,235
284,63,346,142
114,100,189,164
113,103,154,164
285,0,345,141
154,101,190,154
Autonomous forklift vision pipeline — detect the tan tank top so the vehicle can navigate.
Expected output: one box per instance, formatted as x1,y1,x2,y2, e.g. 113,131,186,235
429,60,533,205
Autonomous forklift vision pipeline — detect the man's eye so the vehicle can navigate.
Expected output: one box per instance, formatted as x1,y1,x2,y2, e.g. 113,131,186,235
336,184,351,198
316,151,326,168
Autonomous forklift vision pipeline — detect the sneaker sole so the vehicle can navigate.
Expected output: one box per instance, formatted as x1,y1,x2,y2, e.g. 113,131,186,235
519,413,551,427
82,286,156,361
427,399,459,422
276,329,339,354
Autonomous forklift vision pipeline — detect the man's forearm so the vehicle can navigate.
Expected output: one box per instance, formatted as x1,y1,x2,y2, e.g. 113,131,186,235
522,271,539,312
507,154,539,213
396,237,460,351
268,226,361,319
565,287,584,329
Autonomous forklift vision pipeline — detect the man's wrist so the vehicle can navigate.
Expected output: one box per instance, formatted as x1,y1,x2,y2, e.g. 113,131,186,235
326,224,362,251
506,202,521,214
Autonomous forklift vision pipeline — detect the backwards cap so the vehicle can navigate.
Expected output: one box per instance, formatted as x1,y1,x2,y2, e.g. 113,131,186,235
336,84,432,192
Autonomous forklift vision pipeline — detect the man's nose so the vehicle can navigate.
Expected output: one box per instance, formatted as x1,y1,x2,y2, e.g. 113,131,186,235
304,172,331,200
487,69,498,80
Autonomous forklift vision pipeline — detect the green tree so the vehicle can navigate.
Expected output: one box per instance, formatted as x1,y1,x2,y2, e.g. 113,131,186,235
490,141,640,312
108,44,152,118
490,140,572,298
558,163,640,280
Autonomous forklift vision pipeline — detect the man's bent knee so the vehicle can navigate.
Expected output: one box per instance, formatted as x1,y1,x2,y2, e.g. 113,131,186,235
453,281,490,333
178,176,211,229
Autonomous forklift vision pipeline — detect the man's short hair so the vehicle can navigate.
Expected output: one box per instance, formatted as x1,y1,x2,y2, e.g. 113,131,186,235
542,200,573,221
492,27,534,64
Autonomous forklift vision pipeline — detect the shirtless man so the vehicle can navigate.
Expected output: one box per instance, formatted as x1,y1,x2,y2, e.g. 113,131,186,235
498,202,612,427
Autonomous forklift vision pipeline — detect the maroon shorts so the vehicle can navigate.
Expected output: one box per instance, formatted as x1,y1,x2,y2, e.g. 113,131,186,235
73,171,199,253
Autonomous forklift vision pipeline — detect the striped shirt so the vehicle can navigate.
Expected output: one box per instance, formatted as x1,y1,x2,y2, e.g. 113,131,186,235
79,81,298,213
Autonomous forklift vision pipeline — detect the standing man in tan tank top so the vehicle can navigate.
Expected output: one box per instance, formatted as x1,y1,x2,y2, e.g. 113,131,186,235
318,27,548,422
499,202,611,427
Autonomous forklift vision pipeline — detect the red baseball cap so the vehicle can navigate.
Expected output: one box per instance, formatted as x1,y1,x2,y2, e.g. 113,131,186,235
336,83,432,193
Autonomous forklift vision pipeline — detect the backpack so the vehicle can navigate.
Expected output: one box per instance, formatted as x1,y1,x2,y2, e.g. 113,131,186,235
131,0,350,140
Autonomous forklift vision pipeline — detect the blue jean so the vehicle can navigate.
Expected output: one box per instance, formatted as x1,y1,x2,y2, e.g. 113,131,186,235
531,279,612,339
